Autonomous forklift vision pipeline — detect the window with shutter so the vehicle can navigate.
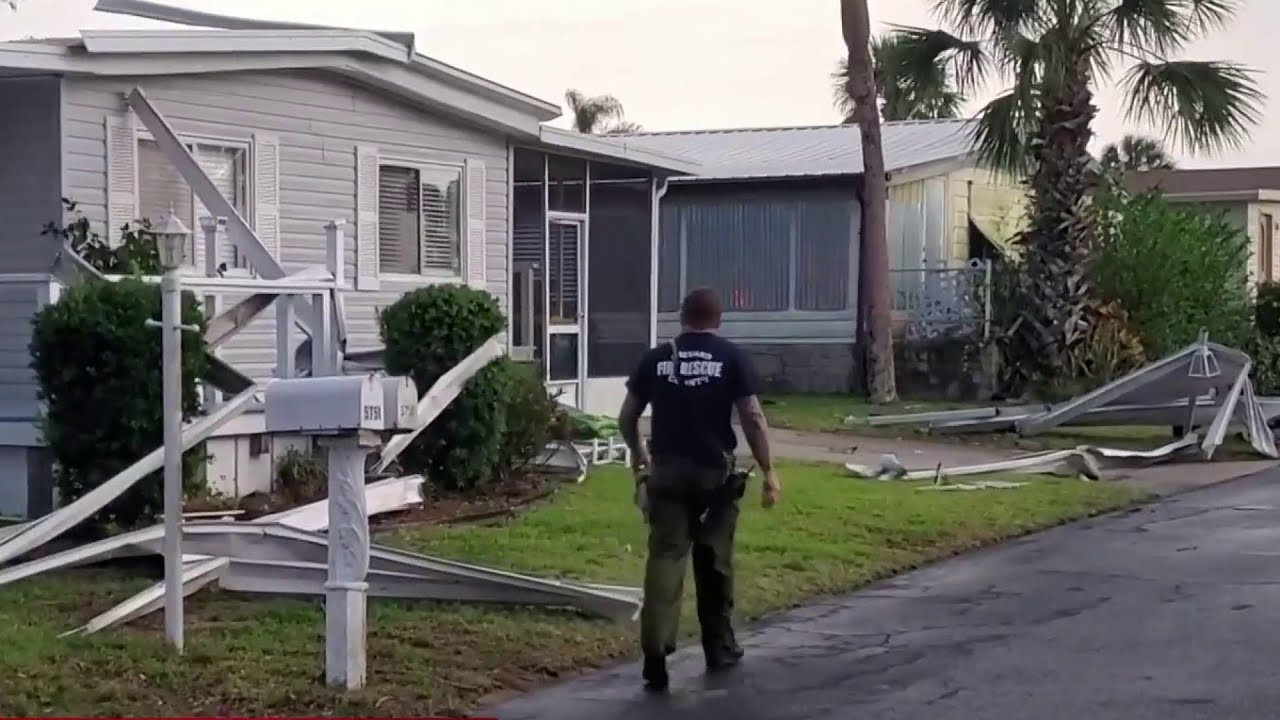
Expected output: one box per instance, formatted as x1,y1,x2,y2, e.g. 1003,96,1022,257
376,161,463,277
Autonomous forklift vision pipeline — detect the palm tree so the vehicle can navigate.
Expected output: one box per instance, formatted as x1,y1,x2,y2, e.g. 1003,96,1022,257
842,0,896,403
886,0,1262,386
564,89,642,135
833,34,964,122
1099,134,1176,175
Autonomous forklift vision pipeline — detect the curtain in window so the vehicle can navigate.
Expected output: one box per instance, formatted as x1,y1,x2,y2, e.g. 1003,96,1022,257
193,144,246,267
137,139,194,234
683,200,791,312
138,139,246,265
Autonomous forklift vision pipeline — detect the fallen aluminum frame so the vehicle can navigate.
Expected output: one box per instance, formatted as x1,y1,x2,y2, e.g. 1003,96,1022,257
373,335,506,474
0,385,262,565
1013,338,1277,462
17,520,641,636
844,433,1203,483
863,398,1280,433
251,475,425,531
531,440,588,483
855,338,1280,462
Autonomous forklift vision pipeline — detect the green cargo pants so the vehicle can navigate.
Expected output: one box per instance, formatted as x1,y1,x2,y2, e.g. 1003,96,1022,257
640,456,741,663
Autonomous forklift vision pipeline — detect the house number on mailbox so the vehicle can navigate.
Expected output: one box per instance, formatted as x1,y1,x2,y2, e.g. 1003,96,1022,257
363,405,382,423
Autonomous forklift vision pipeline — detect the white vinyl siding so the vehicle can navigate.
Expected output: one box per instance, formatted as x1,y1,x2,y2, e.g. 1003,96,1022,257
63,70,510,384
376,162,462,277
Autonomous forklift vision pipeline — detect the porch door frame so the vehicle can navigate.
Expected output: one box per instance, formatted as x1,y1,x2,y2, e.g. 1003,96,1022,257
545,210,589,407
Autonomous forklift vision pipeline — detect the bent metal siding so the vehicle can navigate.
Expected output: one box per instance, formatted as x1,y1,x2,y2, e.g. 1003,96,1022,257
61,69,510,382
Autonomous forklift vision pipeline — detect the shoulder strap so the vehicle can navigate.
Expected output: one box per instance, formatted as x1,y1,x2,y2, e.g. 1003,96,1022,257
665,336,679,384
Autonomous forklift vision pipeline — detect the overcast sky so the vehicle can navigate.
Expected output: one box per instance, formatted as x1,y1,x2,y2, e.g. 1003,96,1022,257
3,0,1275,168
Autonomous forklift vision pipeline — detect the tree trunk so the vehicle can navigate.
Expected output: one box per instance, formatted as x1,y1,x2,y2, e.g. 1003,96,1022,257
1010,62,1098,391
841,0,897,403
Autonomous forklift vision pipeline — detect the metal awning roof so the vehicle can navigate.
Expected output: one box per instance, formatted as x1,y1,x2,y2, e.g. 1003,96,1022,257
617,119,979,182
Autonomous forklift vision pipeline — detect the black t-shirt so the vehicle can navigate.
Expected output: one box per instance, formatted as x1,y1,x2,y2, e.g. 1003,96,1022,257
625,331,759,469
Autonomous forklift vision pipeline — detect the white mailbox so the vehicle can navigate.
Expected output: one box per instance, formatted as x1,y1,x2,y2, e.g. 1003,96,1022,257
381,375,420,433
265,375,385,435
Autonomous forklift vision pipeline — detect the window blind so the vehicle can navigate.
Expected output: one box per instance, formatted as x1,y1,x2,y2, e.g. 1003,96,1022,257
378,165,420,275
420,167,461,273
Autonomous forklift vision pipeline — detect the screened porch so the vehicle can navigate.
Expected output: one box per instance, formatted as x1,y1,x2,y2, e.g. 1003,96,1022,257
510,147,659,416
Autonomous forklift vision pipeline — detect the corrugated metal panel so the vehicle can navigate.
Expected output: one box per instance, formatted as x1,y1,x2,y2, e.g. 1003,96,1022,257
623,120,975,182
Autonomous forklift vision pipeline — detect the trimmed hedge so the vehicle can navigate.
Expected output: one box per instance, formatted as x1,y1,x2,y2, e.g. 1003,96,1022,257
30,278,209,528
379,284,508,491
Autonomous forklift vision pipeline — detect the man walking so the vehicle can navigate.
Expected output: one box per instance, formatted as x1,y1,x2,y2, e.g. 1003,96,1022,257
618,287,781,691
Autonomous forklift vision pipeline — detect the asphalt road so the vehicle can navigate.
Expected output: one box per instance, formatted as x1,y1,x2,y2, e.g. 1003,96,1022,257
486,469,1280,720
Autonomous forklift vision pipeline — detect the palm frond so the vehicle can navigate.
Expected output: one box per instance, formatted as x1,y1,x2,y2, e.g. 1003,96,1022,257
884,25,989,94
602,121,643,135
990,27,1044,91
933,0,1045,39
1099,133,1175,173
1101,0,1189,55
564,88,627,134
1121,60,1263,155
1184,0,1239,33
831,57,856,120
971,87,1039,175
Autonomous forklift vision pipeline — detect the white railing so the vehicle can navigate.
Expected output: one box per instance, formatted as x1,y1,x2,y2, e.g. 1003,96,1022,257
888,258,993,341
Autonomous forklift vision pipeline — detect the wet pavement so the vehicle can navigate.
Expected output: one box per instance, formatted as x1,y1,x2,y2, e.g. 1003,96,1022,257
485,467,1280,720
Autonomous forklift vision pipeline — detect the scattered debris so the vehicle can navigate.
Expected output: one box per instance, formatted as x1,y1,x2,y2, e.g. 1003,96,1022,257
920,480,1028,492
846,433,1206,485
849,335,1280,463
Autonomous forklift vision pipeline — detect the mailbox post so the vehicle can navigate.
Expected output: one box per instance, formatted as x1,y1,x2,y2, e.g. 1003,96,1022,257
265,373,419,690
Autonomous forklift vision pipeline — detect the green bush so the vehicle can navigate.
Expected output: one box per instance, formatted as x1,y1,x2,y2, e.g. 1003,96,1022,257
43,198,162,276
493,359,558,480
30,278,209,528
1092,186,1254,358
1256,282,1280,338
275,446,326,504
379,284,507,491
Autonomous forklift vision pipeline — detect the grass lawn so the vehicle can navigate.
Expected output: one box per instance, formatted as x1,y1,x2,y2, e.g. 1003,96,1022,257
763,393,1262,458
0,462,1146,716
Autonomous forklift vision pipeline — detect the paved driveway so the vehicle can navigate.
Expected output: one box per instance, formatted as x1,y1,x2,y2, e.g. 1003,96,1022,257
486,468,1280,720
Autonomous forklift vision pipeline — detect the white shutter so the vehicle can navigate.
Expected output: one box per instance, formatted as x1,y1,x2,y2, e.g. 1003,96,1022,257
355,145,380,290
105,114,137,246
464,158,487,288
253,133,282,264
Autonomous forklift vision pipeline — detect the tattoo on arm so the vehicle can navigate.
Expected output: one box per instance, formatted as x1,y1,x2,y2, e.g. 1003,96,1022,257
735,395,773,471
618,393,651,470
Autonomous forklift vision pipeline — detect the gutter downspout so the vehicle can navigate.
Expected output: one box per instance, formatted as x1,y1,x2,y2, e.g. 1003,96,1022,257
649,177,670,348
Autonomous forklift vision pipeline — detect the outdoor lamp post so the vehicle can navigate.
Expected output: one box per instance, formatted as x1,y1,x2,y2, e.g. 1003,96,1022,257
155,208,189,653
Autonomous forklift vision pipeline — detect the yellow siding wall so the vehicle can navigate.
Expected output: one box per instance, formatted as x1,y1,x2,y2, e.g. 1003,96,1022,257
887,164,1028,269
1249,201,1280,286
950,166,1029,262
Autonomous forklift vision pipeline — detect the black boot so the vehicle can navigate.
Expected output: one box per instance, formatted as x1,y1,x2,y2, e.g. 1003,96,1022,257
643,655,669,691
704,634,745,672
